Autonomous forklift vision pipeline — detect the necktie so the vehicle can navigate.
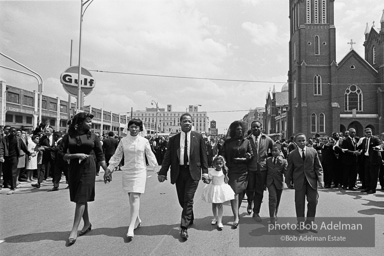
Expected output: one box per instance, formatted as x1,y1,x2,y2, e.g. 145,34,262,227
302,149,305,161
273,157,276,165
365,138,370,156
184,133,188,165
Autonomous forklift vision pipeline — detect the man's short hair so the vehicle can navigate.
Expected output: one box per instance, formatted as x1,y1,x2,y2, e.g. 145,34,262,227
108,131,115,137
180,113,193,122
294,133,306,141
251,120,262,127
365,127,372,132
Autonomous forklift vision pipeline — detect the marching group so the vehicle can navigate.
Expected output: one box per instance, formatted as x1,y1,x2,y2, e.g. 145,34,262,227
1,112,383,246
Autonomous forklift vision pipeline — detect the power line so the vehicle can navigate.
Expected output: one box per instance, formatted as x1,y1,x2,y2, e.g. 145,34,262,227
90,69,384,86
89,69,286,84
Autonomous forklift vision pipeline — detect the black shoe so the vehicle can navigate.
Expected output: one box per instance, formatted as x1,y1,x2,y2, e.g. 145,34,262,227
79,224,92,236
180,229,188,240
66,238,76,247
231,222,239,229
367,190,375,194
361,189,369,192
348,187,356,191
247,204,252,215
341,186,347,190
31,183,40,188
51,187,59,191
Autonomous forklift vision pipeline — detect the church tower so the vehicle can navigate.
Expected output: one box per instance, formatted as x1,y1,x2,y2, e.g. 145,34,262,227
287,0,337,137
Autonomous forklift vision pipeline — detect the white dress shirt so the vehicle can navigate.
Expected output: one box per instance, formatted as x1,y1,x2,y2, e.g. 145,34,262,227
180,131,191,165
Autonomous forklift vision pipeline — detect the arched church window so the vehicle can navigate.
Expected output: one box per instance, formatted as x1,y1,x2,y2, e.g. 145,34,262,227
321,0,327,24
311,113,317,133
344,85,363,112
314,35,320,55
373,46,376,65
306,0,311,24
314,0,319,24
319,113,325,133
313,75,322,95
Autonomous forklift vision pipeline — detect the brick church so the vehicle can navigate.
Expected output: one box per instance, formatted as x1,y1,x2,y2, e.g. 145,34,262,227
287,0,384,137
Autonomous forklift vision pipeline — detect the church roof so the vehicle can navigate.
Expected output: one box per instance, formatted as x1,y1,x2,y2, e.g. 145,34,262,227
338,49,378,75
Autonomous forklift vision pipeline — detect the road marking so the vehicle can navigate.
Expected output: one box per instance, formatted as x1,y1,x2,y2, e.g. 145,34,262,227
0,240,4,244
147,175,152,178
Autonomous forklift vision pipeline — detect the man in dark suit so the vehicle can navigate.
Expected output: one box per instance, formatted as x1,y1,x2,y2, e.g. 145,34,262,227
102,131,119,165
51,131,68,191
339,128,359,190
359,128,382,194
286,133,323,230
0,126,30,195
158,113,209,240
32,127,54,188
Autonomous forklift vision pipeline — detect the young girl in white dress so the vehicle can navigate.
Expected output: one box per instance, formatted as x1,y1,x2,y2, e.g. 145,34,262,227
202,155,234,230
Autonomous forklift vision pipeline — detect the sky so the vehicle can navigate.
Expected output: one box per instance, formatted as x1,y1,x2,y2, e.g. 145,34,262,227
1,0,383,133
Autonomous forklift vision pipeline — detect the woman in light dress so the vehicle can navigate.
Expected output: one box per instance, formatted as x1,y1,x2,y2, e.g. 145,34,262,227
105,119,158,241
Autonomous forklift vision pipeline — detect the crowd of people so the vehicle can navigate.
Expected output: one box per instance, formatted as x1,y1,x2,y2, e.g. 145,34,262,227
1,114,383,245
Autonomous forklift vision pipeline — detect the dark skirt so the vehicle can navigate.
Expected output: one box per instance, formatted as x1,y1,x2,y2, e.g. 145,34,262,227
228,164,248,194
68,155,96,203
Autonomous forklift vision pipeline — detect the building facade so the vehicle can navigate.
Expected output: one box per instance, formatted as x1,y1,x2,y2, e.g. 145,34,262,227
0,82,210,135
264,84,289,139
288,0,384,137
132,105,209,134
242,107,265,131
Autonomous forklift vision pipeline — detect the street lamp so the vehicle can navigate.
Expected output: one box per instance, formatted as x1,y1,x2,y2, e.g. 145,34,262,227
77,0,94,110
151,100,159,136
0,52,43,125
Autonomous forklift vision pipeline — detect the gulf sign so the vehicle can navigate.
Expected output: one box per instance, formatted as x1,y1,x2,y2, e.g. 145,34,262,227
60,66,95,96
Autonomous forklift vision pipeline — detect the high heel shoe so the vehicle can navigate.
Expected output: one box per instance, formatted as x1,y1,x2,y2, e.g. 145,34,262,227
79,224,92,236
66,237,77,246
126,231,134,242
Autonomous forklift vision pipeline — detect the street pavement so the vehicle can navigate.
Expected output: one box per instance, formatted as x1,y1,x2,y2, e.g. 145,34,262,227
1,169,384,256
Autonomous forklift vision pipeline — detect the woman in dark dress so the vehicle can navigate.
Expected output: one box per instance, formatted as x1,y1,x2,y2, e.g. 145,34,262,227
223,121,253,228
62,112,107,246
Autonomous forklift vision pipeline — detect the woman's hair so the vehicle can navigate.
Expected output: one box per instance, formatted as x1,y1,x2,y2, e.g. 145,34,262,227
68,112,94,137
32,134,39,141
228,120,248,139
128,119,143,131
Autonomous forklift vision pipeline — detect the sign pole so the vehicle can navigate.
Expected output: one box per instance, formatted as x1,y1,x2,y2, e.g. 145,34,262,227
77,0,83,111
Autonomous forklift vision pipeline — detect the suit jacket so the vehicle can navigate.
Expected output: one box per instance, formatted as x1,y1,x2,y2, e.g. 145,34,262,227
340,136,358,165
266,156,288,189
286,147,323,190
247,133,274,171
39,135,53,163
359,136,382,165
0,135,30,158
102,137,119,156
158,131,208,184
